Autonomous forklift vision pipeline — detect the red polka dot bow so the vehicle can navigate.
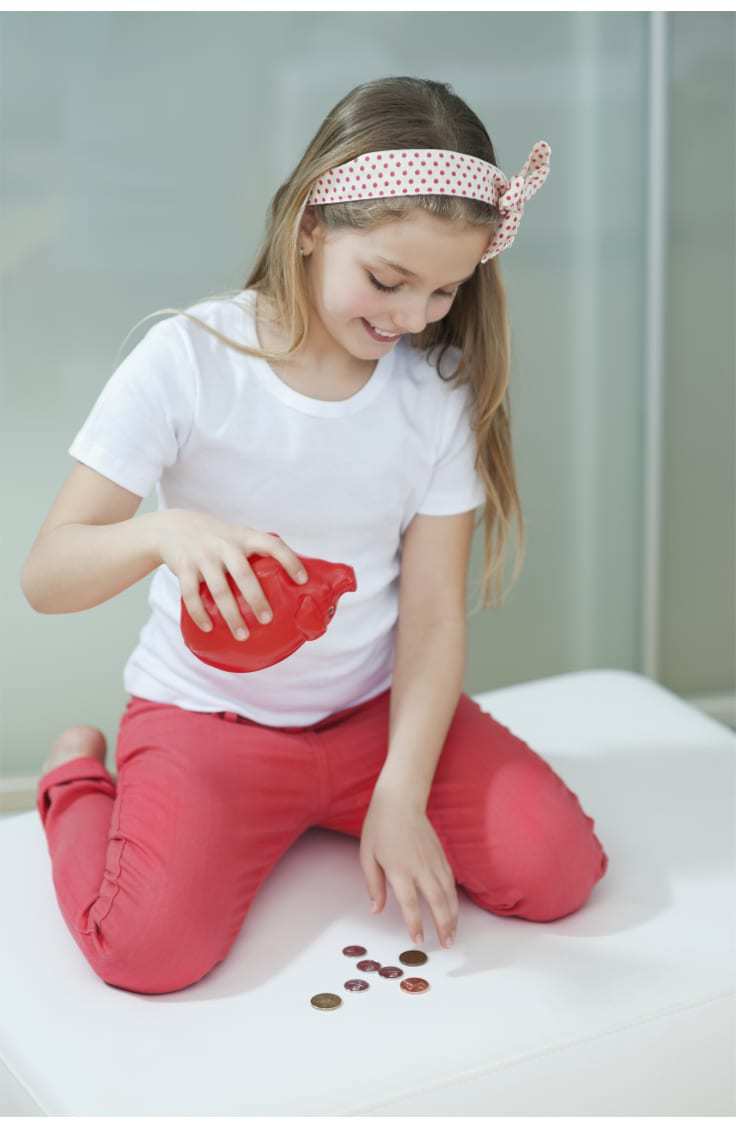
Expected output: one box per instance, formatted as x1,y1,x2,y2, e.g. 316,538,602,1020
306,140,551,262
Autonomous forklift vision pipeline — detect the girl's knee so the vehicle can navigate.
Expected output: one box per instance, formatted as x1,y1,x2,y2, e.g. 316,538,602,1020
99,958,221,995
473,839,608,922
76,893,233,994
477,757,609,921
517,843,608,921
88,934,226,995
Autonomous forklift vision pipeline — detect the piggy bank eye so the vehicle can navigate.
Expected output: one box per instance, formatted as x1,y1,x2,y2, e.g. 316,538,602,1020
328,606,335,617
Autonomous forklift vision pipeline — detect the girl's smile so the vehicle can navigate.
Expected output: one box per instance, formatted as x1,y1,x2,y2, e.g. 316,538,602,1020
360,318,402,343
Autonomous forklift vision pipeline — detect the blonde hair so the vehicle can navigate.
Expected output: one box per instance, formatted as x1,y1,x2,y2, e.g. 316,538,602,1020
124,76,526,613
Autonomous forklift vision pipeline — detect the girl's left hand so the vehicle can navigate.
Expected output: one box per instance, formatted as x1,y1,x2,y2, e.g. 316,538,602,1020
360,790,459,949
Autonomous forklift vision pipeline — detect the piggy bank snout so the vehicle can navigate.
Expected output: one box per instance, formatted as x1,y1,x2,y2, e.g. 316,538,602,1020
331,564,357,599
324,565,356,620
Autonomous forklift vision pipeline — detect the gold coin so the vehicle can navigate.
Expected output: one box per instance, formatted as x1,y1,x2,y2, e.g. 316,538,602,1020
310,992,342,1010
399,949,428,966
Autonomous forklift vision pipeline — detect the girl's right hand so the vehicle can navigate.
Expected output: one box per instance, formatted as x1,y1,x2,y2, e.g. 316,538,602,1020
154,508,308,641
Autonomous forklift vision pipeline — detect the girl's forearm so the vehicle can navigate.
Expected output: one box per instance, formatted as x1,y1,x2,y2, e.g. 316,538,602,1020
20,511,166,615
372,618,467,810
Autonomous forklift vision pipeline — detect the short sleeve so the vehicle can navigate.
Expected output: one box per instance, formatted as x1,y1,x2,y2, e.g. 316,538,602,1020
416,382,486,516
67,317,197,498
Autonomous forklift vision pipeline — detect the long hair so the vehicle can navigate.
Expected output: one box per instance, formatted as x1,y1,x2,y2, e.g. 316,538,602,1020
125,76,527,612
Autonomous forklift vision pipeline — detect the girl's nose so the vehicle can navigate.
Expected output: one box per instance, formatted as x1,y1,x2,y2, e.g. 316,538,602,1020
394,304,429,335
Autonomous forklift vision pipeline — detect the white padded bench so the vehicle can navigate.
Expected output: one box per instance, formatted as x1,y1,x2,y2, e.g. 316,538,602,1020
1,669,733,1115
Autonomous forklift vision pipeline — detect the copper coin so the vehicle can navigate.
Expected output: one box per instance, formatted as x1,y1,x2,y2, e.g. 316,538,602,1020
310,992,342,1010
356,958,381,972
400,977,430,994
342,945,367,957
378,965,404,978
399,949,428,966
345,979,369,992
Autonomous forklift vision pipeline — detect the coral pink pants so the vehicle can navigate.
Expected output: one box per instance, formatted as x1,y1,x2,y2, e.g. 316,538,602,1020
37,688,609,995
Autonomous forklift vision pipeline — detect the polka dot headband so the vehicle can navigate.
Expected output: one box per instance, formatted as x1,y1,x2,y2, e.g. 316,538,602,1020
305,140,551,263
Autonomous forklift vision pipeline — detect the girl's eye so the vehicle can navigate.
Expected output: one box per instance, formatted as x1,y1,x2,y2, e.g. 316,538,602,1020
368,273,399,294
367,272,456,299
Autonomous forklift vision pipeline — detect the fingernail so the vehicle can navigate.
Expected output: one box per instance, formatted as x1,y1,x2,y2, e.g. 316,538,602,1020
370,900,377,913
413,933,423,945
297,570,307,583
445,934,454,947
235,628,247,640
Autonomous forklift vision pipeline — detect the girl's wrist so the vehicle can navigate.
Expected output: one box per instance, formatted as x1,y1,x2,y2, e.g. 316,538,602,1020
139,509,179,568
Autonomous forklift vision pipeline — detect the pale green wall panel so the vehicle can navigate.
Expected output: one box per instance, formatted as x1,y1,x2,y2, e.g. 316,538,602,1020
2,12,733,780
660,14,735,696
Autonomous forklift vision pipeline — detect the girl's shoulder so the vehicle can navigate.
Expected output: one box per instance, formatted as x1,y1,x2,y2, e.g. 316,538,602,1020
153,291,254,357
181,290,252,330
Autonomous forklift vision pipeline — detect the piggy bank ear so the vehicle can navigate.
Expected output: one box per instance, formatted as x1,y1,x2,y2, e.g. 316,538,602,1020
294,595,324,640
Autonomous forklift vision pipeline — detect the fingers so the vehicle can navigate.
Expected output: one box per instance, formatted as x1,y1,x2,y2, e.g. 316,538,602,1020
181,532,309,642
220,535,308,637
180,567,216,634
224,550,275,628
361,847,386,914
199,559,253,640
393,872,458,949
261,532,309,587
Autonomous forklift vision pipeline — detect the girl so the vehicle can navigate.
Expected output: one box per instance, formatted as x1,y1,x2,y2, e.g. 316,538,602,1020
25,77,608,996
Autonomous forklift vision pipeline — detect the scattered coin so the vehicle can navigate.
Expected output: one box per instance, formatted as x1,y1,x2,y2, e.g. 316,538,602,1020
378,965,404,978
400,977,430,994
345,979,369,991
356,958,381,972
310,992,342,1010
342,945,367,957
399,949,428,966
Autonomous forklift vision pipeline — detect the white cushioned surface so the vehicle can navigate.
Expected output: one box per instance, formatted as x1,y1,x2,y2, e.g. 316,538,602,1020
1,669,734,1115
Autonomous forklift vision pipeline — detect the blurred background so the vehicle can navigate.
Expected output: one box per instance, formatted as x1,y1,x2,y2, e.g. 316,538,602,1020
2,11,734,806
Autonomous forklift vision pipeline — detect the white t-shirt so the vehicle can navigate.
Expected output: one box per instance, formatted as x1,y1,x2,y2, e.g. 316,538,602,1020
68,289,485,726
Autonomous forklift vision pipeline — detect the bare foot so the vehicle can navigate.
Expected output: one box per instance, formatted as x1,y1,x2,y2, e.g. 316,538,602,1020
41,725,107,777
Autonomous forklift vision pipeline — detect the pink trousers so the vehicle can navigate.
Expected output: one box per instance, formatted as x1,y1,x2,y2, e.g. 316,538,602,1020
37,687,609,995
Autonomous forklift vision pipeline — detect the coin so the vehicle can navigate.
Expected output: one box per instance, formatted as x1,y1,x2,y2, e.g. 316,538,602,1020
342,945,367,957
399,949,428,966
310,992,342,1010
400,977,430,993
356,958,381,972
378,965,404,978
345,979,369,992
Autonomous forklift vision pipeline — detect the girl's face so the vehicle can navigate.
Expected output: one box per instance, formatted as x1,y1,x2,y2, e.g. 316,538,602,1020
298,211,493,367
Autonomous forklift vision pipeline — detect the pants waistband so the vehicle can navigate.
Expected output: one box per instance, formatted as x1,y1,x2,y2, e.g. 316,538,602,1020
217,687,390,735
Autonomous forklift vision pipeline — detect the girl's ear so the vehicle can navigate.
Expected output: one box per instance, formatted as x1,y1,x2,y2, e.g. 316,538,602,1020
299,208,323,254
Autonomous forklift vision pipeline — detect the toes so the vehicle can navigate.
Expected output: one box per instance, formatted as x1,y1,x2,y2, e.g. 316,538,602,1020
57,724,106,747
48,725,107,765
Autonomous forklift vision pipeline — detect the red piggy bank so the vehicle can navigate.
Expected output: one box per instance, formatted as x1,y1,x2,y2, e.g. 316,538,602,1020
180,534,357,673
